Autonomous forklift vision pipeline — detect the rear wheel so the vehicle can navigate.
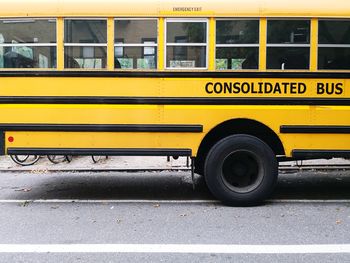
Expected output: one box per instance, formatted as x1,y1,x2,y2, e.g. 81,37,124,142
204,134,278,206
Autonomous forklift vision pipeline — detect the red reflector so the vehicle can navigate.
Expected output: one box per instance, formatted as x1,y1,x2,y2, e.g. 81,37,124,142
8,136,14,143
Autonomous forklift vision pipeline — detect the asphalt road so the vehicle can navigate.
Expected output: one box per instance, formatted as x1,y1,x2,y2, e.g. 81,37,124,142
0,170,349,262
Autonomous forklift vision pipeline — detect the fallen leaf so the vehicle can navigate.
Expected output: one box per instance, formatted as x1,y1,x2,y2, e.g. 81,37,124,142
153,204,160,208
336,220,342,224
18,201,30,207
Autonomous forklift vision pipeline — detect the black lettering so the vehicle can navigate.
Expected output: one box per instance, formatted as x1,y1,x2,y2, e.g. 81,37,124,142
273,83,281,94
251,83,257,94
214,83,223,94
241,82,250,94
173,7,202,11
223,82,232,93
290,82,297,94
264,83,273,93
335,83,343,95
298,83,307,94
258,82,264,94
326,83,334,95
205,82,213,94
233,82,240,94
317,83,325,94
282,82,289,93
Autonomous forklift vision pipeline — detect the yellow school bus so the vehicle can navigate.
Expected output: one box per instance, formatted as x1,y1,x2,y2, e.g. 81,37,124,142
0,0,349,205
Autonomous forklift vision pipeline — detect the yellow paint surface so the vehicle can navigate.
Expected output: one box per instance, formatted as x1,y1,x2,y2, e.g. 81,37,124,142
0,1,349,158
0,76,349,157
0,0,350,18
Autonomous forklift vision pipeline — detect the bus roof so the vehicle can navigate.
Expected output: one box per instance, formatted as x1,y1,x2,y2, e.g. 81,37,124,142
0,0,349,18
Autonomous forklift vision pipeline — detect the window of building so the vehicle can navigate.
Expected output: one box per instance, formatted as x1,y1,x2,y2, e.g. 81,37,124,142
166,19,207,69
64,19,107,69
114,19,157,69
266,20,310,70
216,20,259,70
0,19,56,68
318,20,350,70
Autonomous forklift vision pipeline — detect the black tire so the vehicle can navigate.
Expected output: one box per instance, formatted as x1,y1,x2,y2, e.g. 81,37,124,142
204,134,278,206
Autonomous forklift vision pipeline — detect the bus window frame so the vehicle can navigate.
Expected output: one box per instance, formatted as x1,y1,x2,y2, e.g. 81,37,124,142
266,18,311,71
215,18,260,71
0,18,57,70
165,18,209,70
114,17,158,70
63,17,108,70
317,18,350,71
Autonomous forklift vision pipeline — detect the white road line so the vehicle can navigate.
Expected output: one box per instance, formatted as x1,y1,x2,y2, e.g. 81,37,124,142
0,244,349,254
268,199,350,203
0,199,350,204
0,199,218,204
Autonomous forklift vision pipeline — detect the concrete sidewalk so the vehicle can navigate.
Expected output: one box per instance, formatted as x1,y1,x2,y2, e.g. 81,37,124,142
0,155,191,171
0,155,349,172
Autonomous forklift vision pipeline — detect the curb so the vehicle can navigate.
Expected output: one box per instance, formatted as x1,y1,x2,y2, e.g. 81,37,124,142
0,168,192,173
1,165,350,173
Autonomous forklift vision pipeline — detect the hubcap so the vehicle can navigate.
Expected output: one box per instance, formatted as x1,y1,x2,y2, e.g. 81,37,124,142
222,150,264,193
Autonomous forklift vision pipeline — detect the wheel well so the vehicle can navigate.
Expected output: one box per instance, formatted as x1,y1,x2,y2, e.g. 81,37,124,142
195,118,285,174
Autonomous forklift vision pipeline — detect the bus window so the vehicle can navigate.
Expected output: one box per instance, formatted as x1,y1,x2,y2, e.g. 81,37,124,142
64,19,107,69
114,19,157,70
166,19,207,69
318,20,350,70
266,20,310,70
215,20,259,70
0,19,56,68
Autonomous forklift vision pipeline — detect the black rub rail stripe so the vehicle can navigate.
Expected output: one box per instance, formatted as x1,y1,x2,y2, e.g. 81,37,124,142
0,96,350,106
280,125,350,134
0,124,203,133
292,150,350,159
7,148,192,156
0,71,350,79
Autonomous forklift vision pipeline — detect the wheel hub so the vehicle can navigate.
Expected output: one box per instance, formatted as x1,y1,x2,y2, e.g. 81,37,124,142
222,150,263,193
